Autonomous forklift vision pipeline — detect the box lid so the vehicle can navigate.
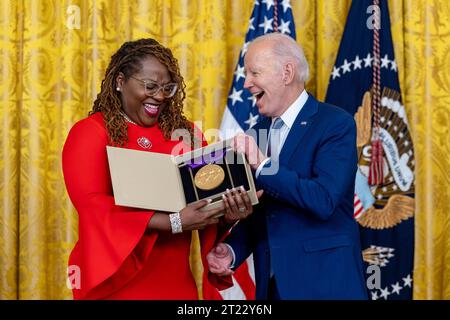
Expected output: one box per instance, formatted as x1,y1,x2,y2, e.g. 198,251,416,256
106,146,186,212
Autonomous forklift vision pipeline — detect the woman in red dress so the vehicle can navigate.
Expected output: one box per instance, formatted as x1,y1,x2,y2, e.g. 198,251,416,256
62,38,253,299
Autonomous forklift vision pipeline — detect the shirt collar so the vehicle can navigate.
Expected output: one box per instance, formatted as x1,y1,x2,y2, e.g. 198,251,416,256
274,89,308,129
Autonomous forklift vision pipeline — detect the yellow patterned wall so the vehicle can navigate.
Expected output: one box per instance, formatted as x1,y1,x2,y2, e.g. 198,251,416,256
0,0,449,299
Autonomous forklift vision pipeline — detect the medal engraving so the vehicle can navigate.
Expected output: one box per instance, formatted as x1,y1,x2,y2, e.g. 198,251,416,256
194,164,225,190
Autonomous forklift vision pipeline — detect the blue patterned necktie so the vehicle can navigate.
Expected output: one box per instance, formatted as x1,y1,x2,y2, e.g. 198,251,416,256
267,117,285,158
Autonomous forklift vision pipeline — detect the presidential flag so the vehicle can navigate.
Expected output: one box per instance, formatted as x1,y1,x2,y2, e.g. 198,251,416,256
325,0,415,300
218,0,297,300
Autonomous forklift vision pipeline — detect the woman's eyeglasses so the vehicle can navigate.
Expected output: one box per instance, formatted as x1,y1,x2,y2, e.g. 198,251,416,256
129,76,178,98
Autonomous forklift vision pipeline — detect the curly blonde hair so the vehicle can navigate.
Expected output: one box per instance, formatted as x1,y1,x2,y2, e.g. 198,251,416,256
90,38,193,146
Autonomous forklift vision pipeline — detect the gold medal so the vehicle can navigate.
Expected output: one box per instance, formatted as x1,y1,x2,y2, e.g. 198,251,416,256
194,164,225,191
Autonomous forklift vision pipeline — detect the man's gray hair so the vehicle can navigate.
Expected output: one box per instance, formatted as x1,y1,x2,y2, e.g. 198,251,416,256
251,33,310,82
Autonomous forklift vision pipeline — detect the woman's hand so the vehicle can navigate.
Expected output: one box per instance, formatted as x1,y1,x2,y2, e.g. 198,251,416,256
222,186,253,224
179,199,224,231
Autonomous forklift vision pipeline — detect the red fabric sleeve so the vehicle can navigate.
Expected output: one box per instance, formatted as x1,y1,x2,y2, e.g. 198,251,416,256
62,118,157,299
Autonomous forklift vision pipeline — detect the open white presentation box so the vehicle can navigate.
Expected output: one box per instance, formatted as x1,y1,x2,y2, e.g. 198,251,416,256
106,139,258,213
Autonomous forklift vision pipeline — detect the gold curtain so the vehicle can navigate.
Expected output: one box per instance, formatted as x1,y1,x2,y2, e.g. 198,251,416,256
0,0,448,300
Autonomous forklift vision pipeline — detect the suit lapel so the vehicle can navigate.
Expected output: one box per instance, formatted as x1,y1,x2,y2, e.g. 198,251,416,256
279,94,319,163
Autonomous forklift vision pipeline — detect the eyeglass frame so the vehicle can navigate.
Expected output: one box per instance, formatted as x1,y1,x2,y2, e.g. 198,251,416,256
129,76,178,98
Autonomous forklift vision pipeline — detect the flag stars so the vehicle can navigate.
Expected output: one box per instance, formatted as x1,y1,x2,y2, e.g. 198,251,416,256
247,95,257,107
331,53,391,81
281,0,292,13
228,88,243,106
373,57,380,67
379,287,391,300
371,291,379,300
391,60,398,72
341,59,352,74
262,0,275,10
381,54,390,68
248,17,255,30
331,52,400,75
364,53,373,67
332,66,341,79
245,113,259,128
403,274,413,287
391,282,402,295
352,55,362,70
278,19,291,34
234,65,245,82
241,41,250,57
259,16,274,33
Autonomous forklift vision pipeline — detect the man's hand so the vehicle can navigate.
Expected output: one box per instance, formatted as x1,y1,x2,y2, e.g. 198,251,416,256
206,243,234,276
231,133,267,170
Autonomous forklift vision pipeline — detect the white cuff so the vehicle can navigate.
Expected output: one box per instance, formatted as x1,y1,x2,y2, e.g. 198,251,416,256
224,243,236,269
255,158,271,178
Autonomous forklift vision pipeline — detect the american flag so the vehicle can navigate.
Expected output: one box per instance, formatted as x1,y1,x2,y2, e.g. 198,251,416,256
219,0,297,300
220,0,296,139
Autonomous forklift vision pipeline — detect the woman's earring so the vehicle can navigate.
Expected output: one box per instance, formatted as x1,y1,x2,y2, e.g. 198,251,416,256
116,87,121,91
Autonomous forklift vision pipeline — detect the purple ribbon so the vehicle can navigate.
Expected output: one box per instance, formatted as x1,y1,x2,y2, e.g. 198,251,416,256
186,148,226,169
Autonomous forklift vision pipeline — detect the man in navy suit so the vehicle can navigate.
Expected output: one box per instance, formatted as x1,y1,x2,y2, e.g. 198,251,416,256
207,33,368,300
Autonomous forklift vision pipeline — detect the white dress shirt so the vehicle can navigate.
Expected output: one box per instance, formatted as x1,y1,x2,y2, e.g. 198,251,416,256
255,89,308,177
